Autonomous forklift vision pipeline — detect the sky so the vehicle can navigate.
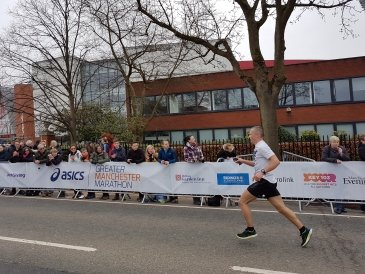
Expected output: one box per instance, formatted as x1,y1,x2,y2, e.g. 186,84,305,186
0,0,364,61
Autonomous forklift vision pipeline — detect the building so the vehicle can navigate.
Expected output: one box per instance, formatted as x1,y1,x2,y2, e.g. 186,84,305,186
135,56,365,143
0,85,16,140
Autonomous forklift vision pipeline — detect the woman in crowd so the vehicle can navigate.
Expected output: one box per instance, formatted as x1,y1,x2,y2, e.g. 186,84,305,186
217,143,236,161
145,145,158,162
21,147,34,162
157,140,178,203
68,145,84,199
81,148,90,162
321,135,350,214
90,145,110,200
183,135,205,205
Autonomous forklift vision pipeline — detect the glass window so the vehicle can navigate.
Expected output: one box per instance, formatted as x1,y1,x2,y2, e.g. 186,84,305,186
171,131,184,144
212,90,227,110
279,84,294,106
243,88,258,109
282,126,296,135
144,132,157,141
352,77,365,101
182,93,197,112
316,124,334,138
156,131,170,141
143,96,155,115
199,130,213,142
333,79,351,102
228,89,242,109
169,94,183,114
336,124,354,137
313,80,331,104
230,128,244,139
214,129,229,141
155,95,168,114
298,125,315,136
356,123,365,135
294,82,312,105
184,130,198,140
196,91,211,111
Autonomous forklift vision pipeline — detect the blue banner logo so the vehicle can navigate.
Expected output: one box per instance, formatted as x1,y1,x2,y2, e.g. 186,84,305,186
217,173,250,185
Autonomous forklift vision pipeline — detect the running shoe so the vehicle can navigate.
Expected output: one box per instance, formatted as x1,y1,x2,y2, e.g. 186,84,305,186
236,228,257,240
300,227,313,247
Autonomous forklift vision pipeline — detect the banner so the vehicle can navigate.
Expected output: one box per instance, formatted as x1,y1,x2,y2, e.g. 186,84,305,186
0,162,364,200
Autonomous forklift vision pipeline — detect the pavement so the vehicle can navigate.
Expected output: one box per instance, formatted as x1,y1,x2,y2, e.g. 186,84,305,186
0,194,364,274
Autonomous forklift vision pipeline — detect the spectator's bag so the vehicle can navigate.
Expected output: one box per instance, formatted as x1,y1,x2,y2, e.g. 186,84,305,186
207,195,222,206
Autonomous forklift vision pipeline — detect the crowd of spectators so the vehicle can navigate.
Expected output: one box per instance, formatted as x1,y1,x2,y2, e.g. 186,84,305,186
0,134,364,212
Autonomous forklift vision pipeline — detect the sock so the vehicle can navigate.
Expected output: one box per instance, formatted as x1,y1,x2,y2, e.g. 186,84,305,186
299,226,306,234
247,226,255,232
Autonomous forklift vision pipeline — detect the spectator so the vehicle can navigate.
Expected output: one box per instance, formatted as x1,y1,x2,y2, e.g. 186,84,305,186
91,145,110,200
9,141,23,163
145,145,158,162
46,148,62,166
110,141,126,162
358,133,365,213
127,142,145,202
110,141,127,201
183,135,204,205
68,145,84,199
0,145,10,161
183,135,204,163
217,143,236,161
24,139,34,150
80,148,90,162
157,140,178,203
127,142,145,164
68,145,82,162
34,144,49,197
321,135,350,214
50,140,62,156
21,147,34,162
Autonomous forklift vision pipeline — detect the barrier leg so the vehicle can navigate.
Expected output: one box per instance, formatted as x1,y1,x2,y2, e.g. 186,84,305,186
330,202,334,214
200,197,204,207
141,194,146,203
14,189,21,197
298,201,302,212
74,190,79,199
225,197,229,208
0,188,6,196
121,193,126,202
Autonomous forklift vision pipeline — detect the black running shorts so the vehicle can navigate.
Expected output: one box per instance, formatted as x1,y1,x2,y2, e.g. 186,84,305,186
247,178,280,199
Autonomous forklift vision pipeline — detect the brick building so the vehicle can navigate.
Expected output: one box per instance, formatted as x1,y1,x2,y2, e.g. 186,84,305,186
135,57,365,143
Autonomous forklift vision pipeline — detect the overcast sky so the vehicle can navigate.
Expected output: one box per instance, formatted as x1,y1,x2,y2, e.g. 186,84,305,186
0,0,364,61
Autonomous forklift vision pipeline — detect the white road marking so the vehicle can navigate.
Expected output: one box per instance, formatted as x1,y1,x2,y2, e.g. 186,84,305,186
4,195,365,219
0,236,97,252
231,266,300,274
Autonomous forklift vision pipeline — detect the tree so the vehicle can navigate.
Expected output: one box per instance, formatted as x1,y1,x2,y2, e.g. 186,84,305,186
76,104,143,142
136,0,362,155
87,0,230,140
0,0,96,143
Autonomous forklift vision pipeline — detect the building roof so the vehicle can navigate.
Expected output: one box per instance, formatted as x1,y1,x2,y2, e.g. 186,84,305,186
238,60,321,70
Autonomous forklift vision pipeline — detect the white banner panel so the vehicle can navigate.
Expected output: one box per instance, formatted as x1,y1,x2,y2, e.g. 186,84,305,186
0,162,364,200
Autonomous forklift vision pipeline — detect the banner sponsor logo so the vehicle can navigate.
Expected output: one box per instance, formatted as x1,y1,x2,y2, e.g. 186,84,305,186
175,174,207,184
303,173,336,188
217,173,249,185
343,176,365,185
93,164,141,189
276,177,294,183
7,173,25,178
50,168,85,182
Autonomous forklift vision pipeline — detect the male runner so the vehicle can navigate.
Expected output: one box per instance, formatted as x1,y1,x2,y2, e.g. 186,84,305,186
235,126,313,247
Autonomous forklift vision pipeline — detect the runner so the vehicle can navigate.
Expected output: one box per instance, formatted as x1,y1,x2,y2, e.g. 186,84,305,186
234,126,313,247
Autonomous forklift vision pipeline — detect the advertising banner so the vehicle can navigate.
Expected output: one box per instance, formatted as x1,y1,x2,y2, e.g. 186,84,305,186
0,162,364,200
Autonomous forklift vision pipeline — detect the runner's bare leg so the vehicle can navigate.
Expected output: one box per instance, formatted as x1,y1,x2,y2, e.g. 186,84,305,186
268,195,303,229
239,190,257,227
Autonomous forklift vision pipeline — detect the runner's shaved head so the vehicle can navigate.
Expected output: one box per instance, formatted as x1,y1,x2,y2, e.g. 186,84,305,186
250,126,264,137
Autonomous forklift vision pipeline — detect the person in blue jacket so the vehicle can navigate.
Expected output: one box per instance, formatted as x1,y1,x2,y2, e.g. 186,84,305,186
157,140,178,203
